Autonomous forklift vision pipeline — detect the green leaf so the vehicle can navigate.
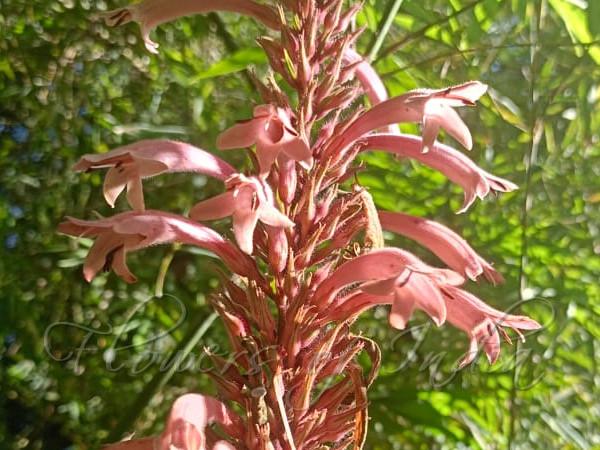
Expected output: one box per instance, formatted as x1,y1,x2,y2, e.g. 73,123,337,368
548,0,600,64
191,48,267,82
588,0,600,36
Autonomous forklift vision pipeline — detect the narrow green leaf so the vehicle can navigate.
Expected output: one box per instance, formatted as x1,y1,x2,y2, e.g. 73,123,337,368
191,48,267,82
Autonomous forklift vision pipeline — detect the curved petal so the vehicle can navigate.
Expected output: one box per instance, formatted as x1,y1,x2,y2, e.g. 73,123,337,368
126,175,145,211
190,191,236,221
103,165,131,208
395,273,447,326
232,209,260,254
476,319,501,364
313,248,429,306
329,92,423,153
443,286,541,366
255,142,283,176
362,134,518,212
328,292,391,323
389,291,416,330
111,245,137,284
329,81,486,154
102,0,279,53
442,81,488,104
158,394,242,449
421,114,441,154
361,276,404,296
217,118,263,150
83,233,120,282
61,211,258,280
76,140,235,179
257,203,294,228
281,135,313,169
425,101,472,150
458,335,480,368
379,210,503,284
343,48,388,105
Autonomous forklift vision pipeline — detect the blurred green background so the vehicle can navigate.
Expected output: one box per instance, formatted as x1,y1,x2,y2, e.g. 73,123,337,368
1,0,599,448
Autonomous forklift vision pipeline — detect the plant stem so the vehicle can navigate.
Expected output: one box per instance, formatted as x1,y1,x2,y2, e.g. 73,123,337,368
367,0,404,62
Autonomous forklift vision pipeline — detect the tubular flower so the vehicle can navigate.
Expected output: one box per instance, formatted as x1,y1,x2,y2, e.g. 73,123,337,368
73,139,236,211
331,81,488,154
361,269,464,330
313,247,463,309
104,394,242,450
190,174,294,254
442,285,542,367
378,210,504,283
356,250,464,329
101,0,278,53
363,133,518,212
217,104,313,176
58,210,257,282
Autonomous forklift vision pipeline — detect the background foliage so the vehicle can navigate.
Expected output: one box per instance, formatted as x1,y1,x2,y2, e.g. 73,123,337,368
1,0,599,448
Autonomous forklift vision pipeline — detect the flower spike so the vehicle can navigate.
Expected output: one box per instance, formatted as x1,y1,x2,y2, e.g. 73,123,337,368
74,139,236,211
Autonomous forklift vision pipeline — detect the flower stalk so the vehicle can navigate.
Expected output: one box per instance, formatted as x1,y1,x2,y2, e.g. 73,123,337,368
60,0,541,448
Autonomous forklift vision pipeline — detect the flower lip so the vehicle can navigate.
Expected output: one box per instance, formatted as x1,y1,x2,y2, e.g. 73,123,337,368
441,285,541,367
217,104,312,176
361,133,517,212
328,80,488,156
58,210,257,282
191,174,293,254
73,140,235,211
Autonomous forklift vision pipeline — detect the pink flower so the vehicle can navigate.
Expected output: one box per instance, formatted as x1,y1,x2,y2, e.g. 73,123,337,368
325,269,540,367
217,105,313,176
104,393,242,449
101,0,278,53
442,285,542,367
330,81,487,154
58,210,257,282
190,174,294,254
73,139,236,211
378,210,504,283
313,248,463,315
363,133,518,212
361,270,463,330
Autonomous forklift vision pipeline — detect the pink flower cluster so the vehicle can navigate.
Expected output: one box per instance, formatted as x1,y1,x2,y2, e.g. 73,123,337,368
59,0,541,447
